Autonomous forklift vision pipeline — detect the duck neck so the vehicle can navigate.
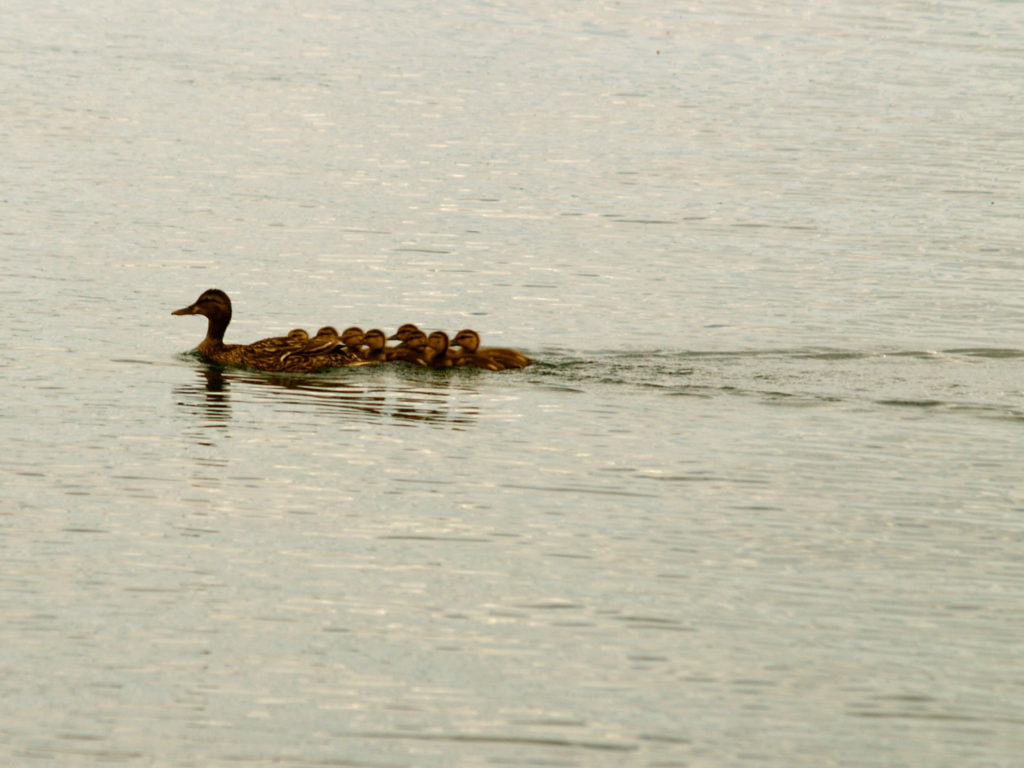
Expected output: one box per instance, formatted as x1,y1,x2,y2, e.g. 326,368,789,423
205,311,230,342
198,311,231,355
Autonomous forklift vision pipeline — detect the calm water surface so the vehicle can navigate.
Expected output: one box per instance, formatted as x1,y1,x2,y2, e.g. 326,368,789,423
3,1,1024,766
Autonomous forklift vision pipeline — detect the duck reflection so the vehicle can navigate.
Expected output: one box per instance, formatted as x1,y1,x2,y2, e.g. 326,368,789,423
173,366,232,428
173,362,478,431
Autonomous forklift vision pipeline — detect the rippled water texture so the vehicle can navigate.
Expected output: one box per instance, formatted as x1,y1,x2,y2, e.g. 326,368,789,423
4,1,1024,766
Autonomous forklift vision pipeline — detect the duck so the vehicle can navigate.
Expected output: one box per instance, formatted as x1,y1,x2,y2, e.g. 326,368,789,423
425,330,458,368
451,329,531,370
360,329,390,363
172,289,362,372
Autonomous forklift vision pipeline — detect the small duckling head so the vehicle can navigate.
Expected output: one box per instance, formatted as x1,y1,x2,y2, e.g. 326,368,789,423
314,326,340,339
388,323,421,341
452,329,480,353
362,328,387,351
341,327,365,346
427,331,449,354
404,330,428,350
287,328,309,341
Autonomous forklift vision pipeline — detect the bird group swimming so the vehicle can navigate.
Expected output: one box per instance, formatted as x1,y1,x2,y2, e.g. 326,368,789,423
172,289,532,374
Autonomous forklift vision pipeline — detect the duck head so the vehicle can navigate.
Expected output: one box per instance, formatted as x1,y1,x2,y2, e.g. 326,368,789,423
173,289,231,318
173,289,233,341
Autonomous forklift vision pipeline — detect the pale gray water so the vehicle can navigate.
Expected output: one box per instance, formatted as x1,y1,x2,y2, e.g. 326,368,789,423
3,1,1024,766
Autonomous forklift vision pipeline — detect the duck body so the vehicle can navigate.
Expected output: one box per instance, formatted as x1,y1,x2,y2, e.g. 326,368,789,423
278,326,342,361
172,289,362,372
451,329,531,370
306,326,344,354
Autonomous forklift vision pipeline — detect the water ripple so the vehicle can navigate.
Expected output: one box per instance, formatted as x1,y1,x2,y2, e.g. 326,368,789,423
529,347,1024,422
340,731,637,753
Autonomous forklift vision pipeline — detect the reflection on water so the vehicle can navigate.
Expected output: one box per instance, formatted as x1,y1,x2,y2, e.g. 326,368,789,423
173,367,232,439
173,360,480,432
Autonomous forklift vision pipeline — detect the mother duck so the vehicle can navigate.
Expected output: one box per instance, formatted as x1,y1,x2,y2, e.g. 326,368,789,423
172,289,362,372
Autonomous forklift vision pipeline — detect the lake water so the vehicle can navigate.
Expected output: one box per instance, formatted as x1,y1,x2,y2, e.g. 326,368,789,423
3,1,1024,765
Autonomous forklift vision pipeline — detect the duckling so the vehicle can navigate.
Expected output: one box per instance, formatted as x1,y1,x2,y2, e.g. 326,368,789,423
383,329,419,362
404,332,432,366
388,323,422,346
287,328,310,341
425,330,457,368
451,329,531,370
389,330,430,365
360,329,389,363
340,327,366,356
172,289,361,372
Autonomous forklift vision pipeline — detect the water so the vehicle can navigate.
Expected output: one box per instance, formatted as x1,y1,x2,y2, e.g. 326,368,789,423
3,1,1024,765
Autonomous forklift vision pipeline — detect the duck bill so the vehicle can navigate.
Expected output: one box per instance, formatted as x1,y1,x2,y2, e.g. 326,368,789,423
171,303,198,315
